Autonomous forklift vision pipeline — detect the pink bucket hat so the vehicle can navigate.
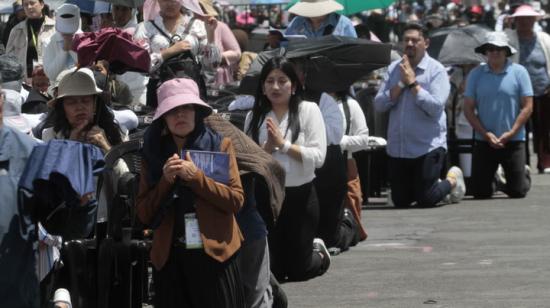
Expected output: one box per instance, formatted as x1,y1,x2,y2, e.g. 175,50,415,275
512,5,543,18
153,78,212,121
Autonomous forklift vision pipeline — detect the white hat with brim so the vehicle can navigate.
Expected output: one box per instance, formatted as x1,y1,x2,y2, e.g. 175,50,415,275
56,68,103,101
50,68,103,108
289,0,343,18
475,31,517,56
512,4,543,18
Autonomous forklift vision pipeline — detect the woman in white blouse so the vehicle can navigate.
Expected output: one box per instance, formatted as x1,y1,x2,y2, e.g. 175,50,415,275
134,0,221,107
244,56,330,282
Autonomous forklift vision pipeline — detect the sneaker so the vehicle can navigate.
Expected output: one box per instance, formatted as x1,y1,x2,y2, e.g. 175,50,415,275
494,165,506,192
447,166,465,203
313,238,331,275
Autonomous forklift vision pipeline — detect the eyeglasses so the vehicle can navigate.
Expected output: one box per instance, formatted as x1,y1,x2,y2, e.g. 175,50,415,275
486,45,506,52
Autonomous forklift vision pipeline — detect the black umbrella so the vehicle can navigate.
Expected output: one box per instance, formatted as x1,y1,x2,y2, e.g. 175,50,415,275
427,24,492,66
239,36,392,96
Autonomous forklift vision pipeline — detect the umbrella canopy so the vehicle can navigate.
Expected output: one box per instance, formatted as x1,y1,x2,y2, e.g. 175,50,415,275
95,0,145,7
239,35,392,95
285,0,395,15
73,27,151,74
427,24,492,66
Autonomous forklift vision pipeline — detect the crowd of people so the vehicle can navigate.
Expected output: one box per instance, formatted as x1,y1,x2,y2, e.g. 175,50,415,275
1,0,548,307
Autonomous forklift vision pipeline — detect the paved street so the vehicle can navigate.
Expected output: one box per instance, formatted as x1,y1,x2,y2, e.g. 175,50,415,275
284,172,550,308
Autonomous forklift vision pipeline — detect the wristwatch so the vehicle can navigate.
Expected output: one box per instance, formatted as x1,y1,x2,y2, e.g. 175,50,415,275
407,81,418,89
397,81,406,89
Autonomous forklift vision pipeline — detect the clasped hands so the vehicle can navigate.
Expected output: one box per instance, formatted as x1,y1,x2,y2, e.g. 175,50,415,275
399,55,416,86
485,131,515,149
263,117,286,153
162,152,198,184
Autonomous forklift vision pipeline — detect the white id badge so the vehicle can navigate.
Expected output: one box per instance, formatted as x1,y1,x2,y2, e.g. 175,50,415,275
185,213,203,249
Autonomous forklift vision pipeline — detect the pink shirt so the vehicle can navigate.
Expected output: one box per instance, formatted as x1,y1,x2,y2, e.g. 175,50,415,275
212,21,241,86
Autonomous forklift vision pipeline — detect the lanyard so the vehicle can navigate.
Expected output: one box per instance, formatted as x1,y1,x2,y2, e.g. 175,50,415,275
30,26,37,48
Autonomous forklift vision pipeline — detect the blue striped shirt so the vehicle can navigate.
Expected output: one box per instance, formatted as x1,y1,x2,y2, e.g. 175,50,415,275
374,54,450,158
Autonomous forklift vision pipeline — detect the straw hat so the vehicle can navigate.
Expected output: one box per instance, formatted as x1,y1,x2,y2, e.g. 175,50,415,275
288,0,343,18
474,31,517,56
199,0,218,17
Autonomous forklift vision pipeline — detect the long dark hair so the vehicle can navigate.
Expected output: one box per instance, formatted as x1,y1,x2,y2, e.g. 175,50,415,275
247,56,303,144
51,95,123,146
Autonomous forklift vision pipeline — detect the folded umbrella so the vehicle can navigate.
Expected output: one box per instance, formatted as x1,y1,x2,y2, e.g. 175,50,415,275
18,140,105,238
239,35,392,96
73,27,151,74
427,24,492,66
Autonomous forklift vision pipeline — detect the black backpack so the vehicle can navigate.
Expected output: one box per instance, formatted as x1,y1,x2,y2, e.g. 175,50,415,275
146,19,208,107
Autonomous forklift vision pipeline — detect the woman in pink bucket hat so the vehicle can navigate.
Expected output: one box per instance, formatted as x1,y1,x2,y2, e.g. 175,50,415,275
506,4,550,173
136,78,245,307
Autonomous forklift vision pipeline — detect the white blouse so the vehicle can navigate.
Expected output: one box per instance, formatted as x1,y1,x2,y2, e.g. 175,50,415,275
338,97,370,158
244,101,327,187
133,14,221,73
318,93,344,146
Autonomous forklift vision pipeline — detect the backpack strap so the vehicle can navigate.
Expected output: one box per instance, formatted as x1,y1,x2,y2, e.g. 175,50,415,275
149,20,173,44
342,97,351,135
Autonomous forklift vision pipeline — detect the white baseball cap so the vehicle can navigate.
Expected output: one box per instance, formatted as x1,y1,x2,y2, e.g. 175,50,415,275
55,4,81,35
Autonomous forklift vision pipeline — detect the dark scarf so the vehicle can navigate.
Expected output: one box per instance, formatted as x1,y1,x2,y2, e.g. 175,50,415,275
26,17,44,75
142,118,222,186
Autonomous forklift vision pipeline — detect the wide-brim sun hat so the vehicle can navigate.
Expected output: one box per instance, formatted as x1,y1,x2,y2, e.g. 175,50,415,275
153,78,212,121
56,68,103,101
512,4,543,18
474,31,517,56
288,0,343,18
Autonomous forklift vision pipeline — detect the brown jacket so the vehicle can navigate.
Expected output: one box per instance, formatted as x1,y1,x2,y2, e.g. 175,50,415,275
136,138,244,270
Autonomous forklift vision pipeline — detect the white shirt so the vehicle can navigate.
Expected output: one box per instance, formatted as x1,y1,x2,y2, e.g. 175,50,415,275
318,93,344,145
134,14,221,73
338,97,369,158
244,101,327,187
43,31,80,82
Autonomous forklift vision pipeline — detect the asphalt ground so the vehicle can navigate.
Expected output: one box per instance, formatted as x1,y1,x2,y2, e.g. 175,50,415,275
283,171,550,308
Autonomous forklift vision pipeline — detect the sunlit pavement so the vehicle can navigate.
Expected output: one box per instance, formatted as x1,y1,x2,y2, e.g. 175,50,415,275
284,171,550,308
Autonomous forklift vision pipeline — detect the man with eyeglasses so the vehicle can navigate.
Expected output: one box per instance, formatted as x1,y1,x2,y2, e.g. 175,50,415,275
0,77,40,306
374,22,465,208
464,31,533,199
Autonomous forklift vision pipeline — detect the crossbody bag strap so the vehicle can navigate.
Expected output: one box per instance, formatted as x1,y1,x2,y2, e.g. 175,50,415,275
149,20,173,44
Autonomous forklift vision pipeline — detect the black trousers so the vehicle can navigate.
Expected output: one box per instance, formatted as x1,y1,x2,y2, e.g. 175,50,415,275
153,247,245,308
388,147,452,207
471,141,530,199
269,182,323,282
314,145,348,248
